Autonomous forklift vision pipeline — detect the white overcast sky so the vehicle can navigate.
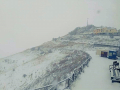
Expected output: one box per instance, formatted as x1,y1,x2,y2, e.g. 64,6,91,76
0,0,120,58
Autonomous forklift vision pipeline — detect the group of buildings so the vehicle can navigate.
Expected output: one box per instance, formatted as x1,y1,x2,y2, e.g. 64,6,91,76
93,27,120,35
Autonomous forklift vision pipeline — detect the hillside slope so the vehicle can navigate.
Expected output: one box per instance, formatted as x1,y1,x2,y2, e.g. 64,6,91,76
0,25,120,90
0,40,91,90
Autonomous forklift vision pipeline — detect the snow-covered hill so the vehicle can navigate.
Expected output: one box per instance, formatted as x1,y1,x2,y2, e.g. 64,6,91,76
0,40,91,90
0,25,120,90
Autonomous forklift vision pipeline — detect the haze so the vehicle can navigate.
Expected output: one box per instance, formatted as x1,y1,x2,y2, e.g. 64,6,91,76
0,0,120,58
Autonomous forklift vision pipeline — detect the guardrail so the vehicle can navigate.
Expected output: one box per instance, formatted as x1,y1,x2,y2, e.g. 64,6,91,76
94,43,119,48
35,56,92,90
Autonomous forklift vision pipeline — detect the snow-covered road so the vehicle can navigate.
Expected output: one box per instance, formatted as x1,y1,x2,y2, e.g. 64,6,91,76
71,51,120,90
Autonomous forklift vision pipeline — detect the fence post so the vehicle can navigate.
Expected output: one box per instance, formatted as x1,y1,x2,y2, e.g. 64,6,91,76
86,61,88,67
68,79,70,88
79,68,81,74
72,74,74,81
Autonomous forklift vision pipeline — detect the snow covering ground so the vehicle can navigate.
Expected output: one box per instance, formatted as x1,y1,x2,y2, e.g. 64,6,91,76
71,51,120,90
0,50,66,90
0,42,90,90
0,32,120,90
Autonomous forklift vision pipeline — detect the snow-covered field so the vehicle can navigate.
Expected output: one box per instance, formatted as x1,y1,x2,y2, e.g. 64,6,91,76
71,51,120,90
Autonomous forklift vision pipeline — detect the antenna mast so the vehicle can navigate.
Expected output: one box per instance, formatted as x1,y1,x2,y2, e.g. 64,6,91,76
87,18,88,26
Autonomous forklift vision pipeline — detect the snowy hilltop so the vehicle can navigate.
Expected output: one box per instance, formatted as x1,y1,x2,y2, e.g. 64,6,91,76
68,25,118,35
69,25,96,35
0,25,120,90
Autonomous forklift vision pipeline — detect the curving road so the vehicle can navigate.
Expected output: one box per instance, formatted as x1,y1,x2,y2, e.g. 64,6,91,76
71,51,120,90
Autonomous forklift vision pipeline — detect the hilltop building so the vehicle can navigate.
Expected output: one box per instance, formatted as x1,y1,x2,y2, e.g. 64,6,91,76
93,27,117,34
